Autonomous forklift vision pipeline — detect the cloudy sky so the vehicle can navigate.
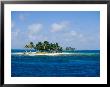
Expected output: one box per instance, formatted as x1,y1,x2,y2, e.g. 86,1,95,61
11,11,100,50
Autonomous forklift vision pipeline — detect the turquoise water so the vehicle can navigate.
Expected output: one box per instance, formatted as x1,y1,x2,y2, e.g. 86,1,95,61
11,49,100,77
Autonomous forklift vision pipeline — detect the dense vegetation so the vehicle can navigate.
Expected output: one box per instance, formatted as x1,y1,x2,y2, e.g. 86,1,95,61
66,47,75,51
25,41,63,53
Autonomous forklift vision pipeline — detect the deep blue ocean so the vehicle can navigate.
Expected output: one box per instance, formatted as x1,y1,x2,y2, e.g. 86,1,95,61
11,49,100,77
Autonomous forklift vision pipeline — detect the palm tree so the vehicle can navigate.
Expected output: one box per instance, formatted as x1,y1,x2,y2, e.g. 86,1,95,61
24,41,63,53
50,43,57,53
36,42,43,52
24,44,29,53
59,47,63,53
43,41,49,51
25,45,29,49
29,42,34,49
55,43,59,52
25,42,35,53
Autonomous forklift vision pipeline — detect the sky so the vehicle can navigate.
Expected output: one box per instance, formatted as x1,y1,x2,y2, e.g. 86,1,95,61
11,11,100,50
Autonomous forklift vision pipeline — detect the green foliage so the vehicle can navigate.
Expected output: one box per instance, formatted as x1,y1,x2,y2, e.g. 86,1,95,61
66,47,75,51
24,41,63,53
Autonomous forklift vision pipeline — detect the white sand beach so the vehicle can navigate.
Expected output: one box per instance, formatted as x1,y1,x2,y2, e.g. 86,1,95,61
12,52,74,56
12,52,99,56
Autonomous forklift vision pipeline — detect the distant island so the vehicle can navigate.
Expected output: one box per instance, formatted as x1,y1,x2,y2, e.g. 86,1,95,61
24,41,75,55
25,41,63,53
66,47,75,51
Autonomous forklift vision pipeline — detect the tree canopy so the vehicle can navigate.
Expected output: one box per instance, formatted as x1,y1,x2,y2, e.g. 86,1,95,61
25,41,63,53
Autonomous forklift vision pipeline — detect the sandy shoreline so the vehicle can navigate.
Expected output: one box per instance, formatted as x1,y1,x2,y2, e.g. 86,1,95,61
12,52,73,56
12,52,99,56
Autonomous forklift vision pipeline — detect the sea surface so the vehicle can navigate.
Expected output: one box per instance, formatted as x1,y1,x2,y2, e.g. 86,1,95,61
11,49,100,77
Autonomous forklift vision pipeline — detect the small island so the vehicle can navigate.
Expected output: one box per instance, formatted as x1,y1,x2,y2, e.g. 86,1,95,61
66,47,75,51
24,41,63,55
11,41,77,56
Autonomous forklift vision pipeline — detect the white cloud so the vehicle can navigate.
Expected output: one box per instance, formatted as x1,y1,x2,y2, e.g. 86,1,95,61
51,21,69,32
11,29,28,49
28,34,48,41
63,30,88,43
19,14,26,21
28,23,42,35
28,23,43,40
79,34,83,38
70,30,77,36
11,29,20,40
70,30,84,39
78,34,87,42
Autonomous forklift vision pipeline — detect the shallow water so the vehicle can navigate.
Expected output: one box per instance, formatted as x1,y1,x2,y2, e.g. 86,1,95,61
11,49,100,77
